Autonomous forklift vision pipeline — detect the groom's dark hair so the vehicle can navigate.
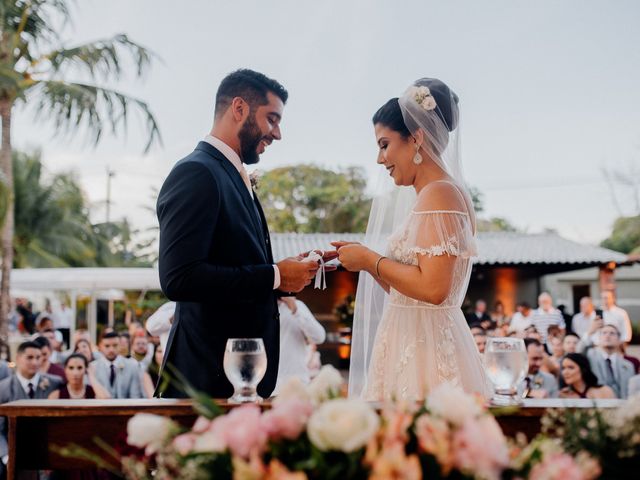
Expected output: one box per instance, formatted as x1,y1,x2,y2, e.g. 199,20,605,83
215,69,288,117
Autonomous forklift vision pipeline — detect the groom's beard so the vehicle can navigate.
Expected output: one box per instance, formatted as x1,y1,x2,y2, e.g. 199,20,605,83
239,113,263,165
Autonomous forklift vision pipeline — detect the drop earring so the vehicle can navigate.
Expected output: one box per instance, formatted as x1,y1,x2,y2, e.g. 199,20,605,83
413,143,423,165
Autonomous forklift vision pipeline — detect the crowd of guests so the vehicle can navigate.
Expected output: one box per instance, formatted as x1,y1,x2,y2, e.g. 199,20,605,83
468,291,640,399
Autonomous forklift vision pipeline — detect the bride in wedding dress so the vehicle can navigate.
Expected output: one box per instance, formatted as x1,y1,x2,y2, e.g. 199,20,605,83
334,78,491,401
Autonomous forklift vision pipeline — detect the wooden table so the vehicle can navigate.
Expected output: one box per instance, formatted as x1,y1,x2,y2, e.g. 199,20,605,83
0,398,625,479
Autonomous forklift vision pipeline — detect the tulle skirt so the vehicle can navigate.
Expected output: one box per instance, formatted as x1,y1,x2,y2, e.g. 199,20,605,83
363,304,492,401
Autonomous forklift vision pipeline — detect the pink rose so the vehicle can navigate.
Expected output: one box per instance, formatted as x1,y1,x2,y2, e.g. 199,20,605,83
368,441,421,480
261,398,313,441
216,404,268,459
451,415,509,480
172,433,196,455
192,415,212,433
529,453,585,480
381,403,416,446
414,414,454,475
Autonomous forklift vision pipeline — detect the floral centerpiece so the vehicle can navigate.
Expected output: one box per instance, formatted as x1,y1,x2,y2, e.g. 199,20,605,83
120,367,640,479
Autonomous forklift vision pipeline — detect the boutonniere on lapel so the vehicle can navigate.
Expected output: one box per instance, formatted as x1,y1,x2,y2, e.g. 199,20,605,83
533,376,544,389
249,169,261,190
38,377,50,391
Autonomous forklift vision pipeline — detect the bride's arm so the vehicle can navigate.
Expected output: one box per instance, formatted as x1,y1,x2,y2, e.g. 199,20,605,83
337,245,456,305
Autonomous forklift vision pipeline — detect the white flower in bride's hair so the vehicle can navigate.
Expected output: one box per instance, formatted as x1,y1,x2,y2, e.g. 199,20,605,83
409,85,437,111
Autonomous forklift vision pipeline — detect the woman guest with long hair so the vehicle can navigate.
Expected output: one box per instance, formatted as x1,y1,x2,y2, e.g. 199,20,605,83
559,352,615,399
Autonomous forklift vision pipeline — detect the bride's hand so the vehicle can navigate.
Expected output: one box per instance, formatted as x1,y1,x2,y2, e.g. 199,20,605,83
336,244,377,272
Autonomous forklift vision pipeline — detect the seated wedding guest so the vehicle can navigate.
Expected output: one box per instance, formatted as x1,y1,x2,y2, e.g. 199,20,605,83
0,341,63,474
465,299,493,329
49,354,101,399
531,292,565,344
36,315,55,333
0,361,9,382
131,331,153,369
629,374,640,397
542,334,563,377
586,324,635,399
469,322,485,336
473,329,487,354
273,296,326,394
572,296,596,339
89,331,144,399
524,325,542,342
60,328,93,363
559,353,615,399
510,301,533,334
33,336,66,382
74,338,98,363
490,300,509,327
620,344,640,374
41,327,64,364
118,332,131,358
142,343,164,398
518,338,558,399
562,333,580,354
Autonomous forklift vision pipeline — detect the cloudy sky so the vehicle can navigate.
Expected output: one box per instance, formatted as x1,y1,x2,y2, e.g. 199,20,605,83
12,0,640,245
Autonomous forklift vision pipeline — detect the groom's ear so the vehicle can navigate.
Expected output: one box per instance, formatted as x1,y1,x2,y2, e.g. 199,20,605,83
230,97,250,123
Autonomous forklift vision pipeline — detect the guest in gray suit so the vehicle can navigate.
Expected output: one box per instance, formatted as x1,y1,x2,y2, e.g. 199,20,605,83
518,338,559,398
88,331,144,399
0,341,63,473
0,360,9,382
629,374,640,397
586,324,635,399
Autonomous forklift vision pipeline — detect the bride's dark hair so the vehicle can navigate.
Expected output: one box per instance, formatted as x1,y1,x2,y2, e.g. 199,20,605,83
372,78,459,135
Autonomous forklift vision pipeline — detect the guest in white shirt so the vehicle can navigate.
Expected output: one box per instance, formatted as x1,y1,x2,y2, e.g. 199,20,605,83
571,296,596,339
510,301,534,334
274,296,326,393
601,290,633,344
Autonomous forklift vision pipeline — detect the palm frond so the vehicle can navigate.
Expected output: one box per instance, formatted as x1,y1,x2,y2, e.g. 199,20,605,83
0,0,71,44
41,33,156,81
32,79,161,152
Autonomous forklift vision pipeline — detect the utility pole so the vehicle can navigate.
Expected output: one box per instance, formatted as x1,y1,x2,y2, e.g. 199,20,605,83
106,167,116,224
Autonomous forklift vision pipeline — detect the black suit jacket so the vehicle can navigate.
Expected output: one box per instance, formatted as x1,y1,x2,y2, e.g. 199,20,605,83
156,141,279,399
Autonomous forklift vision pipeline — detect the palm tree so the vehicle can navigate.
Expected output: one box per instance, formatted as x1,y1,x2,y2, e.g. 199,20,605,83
0,0,161,354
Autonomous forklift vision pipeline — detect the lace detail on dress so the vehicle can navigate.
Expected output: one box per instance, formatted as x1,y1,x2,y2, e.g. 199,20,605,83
436,322,461,386
408,235,460,257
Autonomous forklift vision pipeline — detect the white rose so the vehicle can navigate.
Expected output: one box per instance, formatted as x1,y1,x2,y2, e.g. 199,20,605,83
421,96,437,110
274,377,312,405
307,398,379,452
426,383,482,426
127,413,175,453
307,365,343,404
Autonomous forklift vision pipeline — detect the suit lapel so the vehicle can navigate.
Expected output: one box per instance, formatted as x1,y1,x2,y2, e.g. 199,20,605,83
197,142,268,256
11,376,26,400
253,193,273,262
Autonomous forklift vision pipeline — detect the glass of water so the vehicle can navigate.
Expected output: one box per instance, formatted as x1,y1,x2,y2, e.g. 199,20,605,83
483,337,528,406
223,338,268,403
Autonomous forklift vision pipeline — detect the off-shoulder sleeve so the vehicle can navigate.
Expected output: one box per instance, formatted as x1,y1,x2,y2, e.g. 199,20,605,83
405,209,478,258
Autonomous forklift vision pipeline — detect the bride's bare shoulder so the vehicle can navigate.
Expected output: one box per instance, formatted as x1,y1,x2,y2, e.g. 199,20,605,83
414,180,467,213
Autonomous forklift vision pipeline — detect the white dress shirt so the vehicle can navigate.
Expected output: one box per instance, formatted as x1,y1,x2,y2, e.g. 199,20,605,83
603,306,633,343
274,299,326,394
572,311,596,339
202,135,280,289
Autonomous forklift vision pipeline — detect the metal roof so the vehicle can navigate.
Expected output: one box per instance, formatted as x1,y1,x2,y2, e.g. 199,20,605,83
270,232,629,266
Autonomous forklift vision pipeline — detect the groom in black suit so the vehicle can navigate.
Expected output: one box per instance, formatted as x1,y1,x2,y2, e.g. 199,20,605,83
156,69,321,399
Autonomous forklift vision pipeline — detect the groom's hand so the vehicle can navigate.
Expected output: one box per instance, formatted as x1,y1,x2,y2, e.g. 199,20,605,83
277,257,319,293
